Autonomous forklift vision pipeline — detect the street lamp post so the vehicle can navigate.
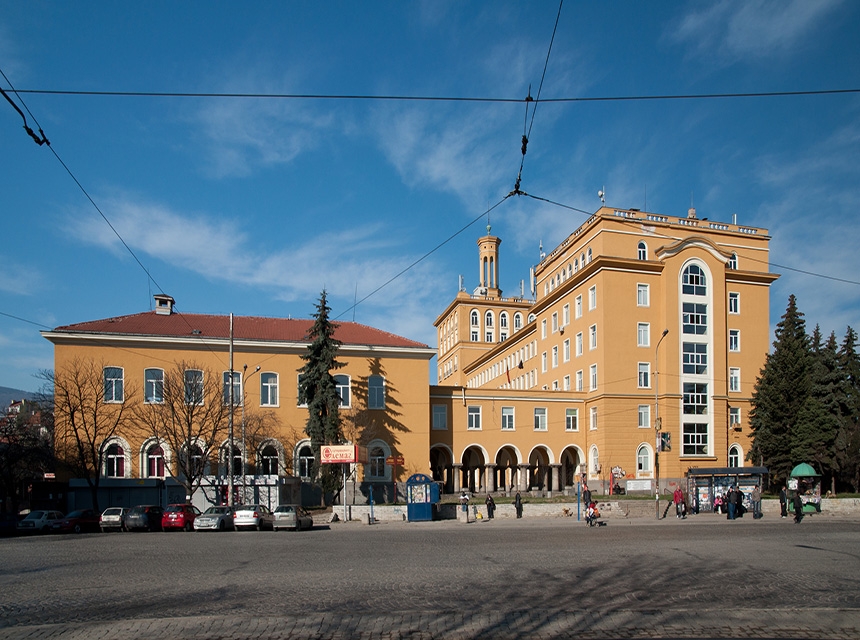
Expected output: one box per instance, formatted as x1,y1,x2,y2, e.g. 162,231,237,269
655,328,669,520
241,364,261,500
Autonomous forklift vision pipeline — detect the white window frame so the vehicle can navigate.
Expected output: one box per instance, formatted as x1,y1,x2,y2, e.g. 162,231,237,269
729,367,741,393
144,368,164,404
185,369,204,406
588,285,597,310
552,346,559,368
563,339,570,362
501,406,515,431
637,323,650,347
534,407,548,431
638,362,651,389
334,374,351,408
104,366,124,403
369,375,386,409
590,407,598,431
576,332,583,357
467,406,482,430
728,292,740,315
589,324,597,350
260,372,279,407
637,283,650,307
575,295,582,318
729,329,740,352
565,408,578,431
638,404,650,429
589,364,598,391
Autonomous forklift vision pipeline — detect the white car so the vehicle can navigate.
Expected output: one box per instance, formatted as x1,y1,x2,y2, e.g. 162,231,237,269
17,510,64,533
233,504,274,531
193,506,235,532
99,507,129,532
273,504,314,531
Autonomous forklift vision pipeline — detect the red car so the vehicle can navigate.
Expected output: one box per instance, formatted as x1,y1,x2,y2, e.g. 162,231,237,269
161,504,201,531
52,509,100,534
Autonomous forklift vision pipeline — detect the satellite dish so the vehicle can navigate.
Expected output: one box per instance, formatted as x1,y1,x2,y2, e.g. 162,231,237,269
598,189,605,204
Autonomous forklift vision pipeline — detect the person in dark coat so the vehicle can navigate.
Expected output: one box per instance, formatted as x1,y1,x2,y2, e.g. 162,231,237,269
727,487,737,520
779,486,788,518
582,484,592,507
793,492,804,524
514,492,523,518
485,495,495,520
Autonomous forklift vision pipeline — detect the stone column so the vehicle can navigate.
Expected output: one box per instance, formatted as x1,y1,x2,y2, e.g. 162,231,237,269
518,464,530,492
551,464,562,494
486,464,497,493
452,463,462,494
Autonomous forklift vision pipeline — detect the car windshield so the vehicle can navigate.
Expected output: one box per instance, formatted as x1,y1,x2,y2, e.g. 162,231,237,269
204,507,229,514
164,505,184,512
275,506,295,513
129,507,145,515
103,508,122,516
24,511,45,520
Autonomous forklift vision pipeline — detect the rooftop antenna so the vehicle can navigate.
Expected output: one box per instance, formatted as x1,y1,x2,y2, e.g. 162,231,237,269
598,186,605,204
539,240,545,261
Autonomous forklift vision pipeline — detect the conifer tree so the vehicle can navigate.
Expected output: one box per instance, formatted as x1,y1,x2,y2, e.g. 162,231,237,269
298,290,345,495
835,327,860,491
748,295,812,485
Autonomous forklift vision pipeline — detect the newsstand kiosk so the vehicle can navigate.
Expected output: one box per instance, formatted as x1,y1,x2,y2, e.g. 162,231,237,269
788,463,822,515
406,473,439,522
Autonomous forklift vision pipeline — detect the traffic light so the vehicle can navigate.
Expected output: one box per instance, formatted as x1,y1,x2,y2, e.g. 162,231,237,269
660,431,672,452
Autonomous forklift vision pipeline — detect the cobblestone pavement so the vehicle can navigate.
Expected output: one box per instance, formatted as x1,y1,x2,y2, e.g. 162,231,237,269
1,514,859,639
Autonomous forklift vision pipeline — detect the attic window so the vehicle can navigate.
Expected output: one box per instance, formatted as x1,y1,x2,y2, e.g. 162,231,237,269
192,329,202,335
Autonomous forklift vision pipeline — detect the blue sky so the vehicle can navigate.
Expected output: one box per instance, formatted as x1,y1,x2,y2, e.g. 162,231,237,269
2,1,859,392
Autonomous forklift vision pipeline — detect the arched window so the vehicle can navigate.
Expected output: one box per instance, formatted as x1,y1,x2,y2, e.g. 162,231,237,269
484,311,494,342
682,264,707,296
589,445,600,475
514,313,523,331
260,445,279,475
637,241,647,261
637,445,650,474
728,252,738,270
105,443,125,477
470,310,479,326
729,445,742,468
484,311,494,327
368,447,386,478
221,442,242,476
580,253,585,269
146,444,165,478
567,264,573,278
334,374,350,407
528,313,536,323
587,248,593,263
182,444,206,478
298,445,314,480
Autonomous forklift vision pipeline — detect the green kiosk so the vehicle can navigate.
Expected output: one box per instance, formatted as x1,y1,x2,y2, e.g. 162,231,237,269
788,463,822,514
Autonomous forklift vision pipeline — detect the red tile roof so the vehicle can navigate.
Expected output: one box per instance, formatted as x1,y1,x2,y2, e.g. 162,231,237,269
51,311,430,349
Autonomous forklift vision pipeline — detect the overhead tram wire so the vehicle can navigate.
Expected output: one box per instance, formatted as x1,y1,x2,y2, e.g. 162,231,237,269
11,87,860,103
334,195,512,322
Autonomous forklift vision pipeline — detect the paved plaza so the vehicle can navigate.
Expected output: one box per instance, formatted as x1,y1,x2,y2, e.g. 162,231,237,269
1,513,859,639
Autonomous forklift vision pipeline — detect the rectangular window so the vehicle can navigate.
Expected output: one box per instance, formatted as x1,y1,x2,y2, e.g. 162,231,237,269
683,383,708,414
471,330,479,342
638,404,650,429
637,283,650,307
683,343,708,375
369,375,386,409
563,375,570,391
432,405,448,430
590,406,598,430
589,286,597,310
144,368,163,404
534,407,548,431
589,324,597,350
729,368,741,392
729,329,740,352
467,406,481,430
563,304,570,326
683,423,709,455
552,312,558,333
185,369,204,405
335,375,350,407
541,352,547,373
590,364,598,391
104,367,124,403
223,371,241,406
728,292,740,314
730,407,741,430
682,302,708,335
261,372,279,406
565,408,578,431
638,362,651,388
501,406,515,431
637,323,650,347
552,346,559,368
485,330,493,342
576,370,583,392
576,332,583,357
575,295,583,318
563,339,570,362
541,319,547,339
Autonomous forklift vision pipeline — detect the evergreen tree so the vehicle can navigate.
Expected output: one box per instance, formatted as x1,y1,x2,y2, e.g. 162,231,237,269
835,327,860,491
792,330,839,489
748,295,812,485
298,290,345,496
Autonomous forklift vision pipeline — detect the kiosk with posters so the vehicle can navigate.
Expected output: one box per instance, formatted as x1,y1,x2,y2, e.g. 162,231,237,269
789,463,821,514
406,473,440,522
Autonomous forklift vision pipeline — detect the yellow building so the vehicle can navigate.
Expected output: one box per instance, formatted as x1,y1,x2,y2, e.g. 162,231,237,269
430,206,777,500
42,295,435,506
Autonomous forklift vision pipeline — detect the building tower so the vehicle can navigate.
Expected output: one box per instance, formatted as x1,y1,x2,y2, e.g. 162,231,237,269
477,226,501,297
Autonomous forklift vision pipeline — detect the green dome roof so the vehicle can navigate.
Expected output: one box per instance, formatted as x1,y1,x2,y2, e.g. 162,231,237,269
790,463,819,477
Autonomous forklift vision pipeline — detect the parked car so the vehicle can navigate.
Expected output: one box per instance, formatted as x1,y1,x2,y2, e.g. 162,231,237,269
53,509,100,534
233,504,274,531
162,504,201,531
99,507,129,532
16,510,64,533
125,505,164,532
193,506,234,532
273,504,314,531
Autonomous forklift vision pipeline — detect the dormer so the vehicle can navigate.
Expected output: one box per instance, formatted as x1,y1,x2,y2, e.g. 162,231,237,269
154,294,175,316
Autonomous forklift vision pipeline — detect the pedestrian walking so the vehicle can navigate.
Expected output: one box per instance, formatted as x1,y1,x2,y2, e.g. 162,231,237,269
673,487,685,519
727,486,737,520
779,485,788,518
582,484,592,507
514,492,523,518
793,492,804,524
485,495,495,520
751,485,762,519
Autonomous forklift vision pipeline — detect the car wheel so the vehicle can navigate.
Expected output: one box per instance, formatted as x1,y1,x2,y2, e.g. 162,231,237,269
218,520,225,531
73,524,82,534
255,524,261,531
184,522,192,532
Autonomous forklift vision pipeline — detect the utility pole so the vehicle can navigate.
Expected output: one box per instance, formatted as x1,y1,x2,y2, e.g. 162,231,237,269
655,328,669,520
228,313,234,507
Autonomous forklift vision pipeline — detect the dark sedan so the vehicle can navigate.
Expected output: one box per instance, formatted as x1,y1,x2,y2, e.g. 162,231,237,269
53,509,100,534
125,505,164,532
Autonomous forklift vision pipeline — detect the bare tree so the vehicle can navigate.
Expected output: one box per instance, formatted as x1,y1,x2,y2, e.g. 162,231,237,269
134,361,229,503
0,399,53,514
44,359,137,514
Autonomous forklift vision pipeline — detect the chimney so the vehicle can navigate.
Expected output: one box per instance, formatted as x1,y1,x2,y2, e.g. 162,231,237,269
153,294,175,315
687,207,697,219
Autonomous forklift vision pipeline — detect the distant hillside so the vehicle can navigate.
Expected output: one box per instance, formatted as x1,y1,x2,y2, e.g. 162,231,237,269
0,386,37,409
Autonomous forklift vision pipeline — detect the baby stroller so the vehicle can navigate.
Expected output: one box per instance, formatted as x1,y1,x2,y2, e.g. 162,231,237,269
585,502,601,526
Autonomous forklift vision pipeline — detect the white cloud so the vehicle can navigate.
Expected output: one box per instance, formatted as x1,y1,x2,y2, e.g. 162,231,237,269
669,0,842,63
